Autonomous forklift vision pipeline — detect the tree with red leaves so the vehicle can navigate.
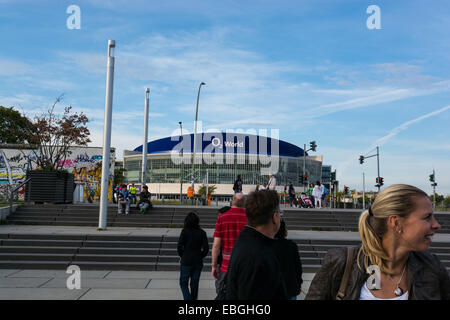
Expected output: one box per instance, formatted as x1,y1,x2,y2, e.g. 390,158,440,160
26,94,91,171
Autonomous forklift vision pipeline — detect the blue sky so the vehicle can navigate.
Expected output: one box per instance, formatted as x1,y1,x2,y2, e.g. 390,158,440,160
1,0,449,194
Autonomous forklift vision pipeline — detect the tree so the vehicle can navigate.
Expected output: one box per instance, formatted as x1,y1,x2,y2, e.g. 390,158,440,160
430,193,444,204
114,167,127,185
25,94,91,171
443,195,450,209
197,184,217,198
0,105,37,144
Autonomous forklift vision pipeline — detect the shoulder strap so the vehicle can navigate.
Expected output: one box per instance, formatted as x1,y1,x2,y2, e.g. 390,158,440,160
336,247,355,300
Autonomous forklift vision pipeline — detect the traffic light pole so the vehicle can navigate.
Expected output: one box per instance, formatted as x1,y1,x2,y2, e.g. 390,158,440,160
432,169,436,210
362,172,366,209
303,144,306,192
376,146,380,193
359,146,381,193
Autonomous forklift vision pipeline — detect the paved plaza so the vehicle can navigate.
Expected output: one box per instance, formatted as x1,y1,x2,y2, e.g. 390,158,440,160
0,268,314,300
1,224,449,300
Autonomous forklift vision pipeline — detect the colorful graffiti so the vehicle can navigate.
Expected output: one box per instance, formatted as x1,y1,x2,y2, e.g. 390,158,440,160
0,147,115,202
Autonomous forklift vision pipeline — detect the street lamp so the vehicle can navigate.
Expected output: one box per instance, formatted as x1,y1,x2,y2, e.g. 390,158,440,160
99,40,116,230
179,121,183,204
142,88,150,185
192,82,205,195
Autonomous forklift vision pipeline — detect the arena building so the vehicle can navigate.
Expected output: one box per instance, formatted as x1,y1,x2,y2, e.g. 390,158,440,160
123,132,323,197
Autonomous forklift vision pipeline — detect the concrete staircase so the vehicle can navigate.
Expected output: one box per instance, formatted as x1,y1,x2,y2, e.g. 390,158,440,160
1,233,450,272
5,204,450,233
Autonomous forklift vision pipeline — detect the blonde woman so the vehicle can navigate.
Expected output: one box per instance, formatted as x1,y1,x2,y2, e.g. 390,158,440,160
306,184,449,300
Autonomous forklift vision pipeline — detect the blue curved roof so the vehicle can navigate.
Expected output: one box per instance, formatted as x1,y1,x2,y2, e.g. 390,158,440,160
133,132,306,158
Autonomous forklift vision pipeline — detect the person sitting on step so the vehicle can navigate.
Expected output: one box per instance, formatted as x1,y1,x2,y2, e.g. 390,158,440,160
137,185,153,214
117,184,131,215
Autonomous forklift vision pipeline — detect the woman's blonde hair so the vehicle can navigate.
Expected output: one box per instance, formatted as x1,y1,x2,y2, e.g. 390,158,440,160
357,184,428,275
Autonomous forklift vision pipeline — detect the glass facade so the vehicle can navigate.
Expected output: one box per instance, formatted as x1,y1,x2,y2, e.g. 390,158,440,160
123,152,322,187
321,165,332,184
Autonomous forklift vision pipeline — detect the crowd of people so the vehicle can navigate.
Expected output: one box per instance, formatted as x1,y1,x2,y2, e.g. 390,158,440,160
236,174,329,209
114,183,153,215
111,175,448,300
177,190,304,300
176,184,450,300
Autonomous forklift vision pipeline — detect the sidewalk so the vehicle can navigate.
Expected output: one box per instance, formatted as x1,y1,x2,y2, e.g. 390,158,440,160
1,224,449,300
2,224,450,242
0,225,323,300
0,269,314,300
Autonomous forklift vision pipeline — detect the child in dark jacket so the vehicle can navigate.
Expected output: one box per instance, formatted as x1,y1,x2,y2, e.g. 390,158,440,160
177,211,209,300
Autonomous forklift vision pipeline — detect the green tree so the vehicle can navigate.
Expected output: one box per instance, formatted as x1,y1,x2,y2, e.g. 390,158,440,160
114,167,127,185
0,106,36,144
197,184,217,198
443,195,450,209
430,193,444,204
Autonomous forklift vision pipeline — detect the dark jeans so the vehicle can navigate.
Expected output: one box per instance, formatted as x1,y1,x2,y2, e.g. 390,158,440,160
289,196,296,207
215,268,227,299
180,265,203,300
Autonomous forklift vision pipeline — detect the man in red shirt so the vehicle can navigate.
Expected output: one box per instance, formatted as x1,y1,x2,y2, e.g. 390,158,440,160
211,192,247,299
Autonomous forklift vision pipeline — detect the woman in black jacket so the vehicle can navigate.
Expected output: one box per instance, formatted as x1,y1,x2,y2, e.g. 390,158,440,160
306,184,449,300
177,211,209,300
272,219,303,300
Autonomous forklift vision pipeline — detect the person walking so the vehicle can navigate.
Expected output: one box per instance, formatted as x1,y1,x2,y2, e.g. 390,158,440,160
322,184,329,207
312,181,323,209
306,184,449,300
308,183,315,207
225,189,288,300
267,173,277,191
288,184,296,207
177,211,209,300
233,175,243,194
272,219,303,300
211,193,247,299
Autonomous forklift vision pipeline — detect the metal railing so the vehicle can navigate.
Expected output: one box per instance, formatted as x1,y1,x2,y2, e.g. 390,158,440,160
9,178,31,214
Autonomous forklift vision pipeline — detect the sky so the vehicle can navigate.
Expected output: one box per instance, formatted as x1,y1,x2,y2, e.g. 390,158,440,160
1,0,449,194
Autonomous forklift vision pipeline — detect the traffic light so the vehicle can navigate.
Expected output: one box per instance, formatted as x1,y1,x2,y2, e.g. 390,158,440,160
429,173,435,182
379,177,384,186
304,175,308,184
310,141,317,152
330,171,336,182
375,177,379,184
344,186,348,194
359,155,364,164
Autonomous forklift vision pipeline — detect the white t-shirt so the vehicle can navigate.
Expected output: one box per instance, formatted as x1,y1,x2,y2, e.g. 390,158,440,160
359,282,408,300
312,185,322,198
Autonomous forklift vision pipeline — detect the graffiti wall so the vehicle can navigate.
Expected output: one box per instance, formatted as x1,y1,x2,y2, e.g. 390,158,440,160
0,146,115,202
